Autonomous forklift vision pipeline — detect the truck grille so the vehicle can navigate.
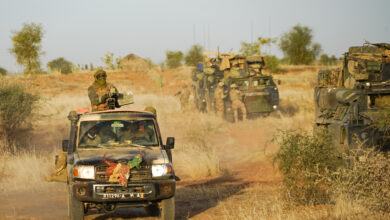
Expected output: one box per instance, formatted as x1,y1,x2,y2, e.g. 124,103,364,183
95,164,152,182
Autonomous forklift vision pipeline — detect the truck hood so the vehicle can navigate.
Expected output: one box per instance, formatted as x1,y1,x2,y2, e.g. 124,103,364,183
74,147,169,166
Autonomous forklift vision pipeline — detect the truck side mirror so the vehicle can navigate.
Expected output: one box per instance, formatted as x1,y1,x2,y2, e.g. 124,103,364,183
165,137,175,149
62,139,69,152
278,80,281,85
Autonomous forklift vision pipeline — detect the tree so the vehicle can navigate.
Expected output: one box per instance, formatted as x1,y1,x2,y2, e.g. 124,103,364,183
240,37,275,56
47,57,73,74
279,24,321,65
0,67,7,76
184,45,203,66
101,52,115,70
165,51,183,69
320,54,338,66
10,23,44,75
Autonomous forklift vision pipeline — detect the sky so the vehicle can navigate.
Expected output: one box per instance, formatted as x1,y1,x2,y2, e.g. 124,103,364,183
0,0,389,73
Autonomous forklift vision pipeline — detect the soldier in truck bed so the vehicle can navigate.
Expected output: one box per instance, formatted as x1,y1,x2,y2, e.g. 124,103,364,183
88,69,120,111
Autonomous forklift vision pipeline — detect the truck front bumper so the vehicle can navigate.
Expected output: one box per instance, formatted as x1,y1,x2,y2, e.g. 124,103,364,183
71,180,175,203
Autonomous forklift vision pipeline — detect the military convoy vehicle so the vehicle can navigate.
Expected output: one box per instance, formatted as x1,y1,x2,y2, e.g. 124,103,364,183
192,52,279,121
62,109,176,219
314,42,390,151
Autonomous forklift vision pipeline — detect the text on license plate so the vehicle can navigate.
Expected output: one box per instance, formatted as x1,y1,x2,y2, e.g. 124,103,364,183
101,193,145,199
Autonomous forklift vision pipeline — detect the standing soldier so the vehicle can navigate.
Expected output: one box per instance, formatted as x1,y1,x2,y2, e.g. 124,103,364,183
88,69,119,111
214,81,227,117
229,83,247,122
177,84,191,111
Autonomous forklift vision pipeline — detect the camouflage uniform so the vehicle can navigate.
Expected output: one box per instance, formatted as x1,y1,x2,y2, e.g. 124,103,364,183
214,82,227,117
229,84,247,122
88,69,119,111
179,85,191,110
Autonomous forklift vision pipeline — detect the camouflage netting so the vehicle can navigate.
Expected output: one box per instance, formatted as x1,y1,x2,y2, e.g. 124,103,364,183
120,54,149,72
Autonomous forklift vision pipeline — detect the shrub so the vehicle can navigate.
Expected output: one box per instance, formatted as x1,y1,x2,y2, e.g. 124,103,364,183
184,44,203,66
0,79,39,152
165,50,183,69
332,145,390,213
320,54,338,66
273,128,342,205
264,55,281,73
47,57,73,74
0,67,7,76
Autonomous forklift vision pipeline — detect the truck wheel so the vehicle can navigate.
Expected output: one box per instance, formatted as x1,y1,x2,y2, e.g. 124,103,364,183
159,196,175,220
68,190,84,220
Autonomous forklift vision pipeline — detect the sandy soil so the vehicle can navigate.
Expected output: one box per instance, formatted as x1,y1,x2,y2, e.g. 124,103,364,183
0,66,317,219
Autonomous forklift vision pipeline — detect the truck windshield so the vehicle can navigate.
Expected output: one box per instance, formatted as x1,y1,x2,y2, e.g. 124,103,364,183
78,119,158,148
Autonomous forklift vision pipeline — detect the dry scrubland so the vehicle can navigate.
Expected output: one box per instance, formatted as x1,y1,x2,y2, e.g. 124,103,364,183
0,66,388,219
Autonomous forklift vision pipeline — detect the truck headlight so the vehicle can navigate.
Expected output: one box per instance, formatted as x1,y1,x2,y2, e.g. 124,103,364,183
73,166,95,180
273,105,278,110
152,164,172,177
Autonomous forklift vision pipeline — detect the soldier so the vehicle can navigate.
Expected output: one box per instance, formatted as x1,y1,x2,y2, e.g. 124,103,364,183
88,69,119,111
229,83,247,122
176,84,191,111
214,81,227,117
80,126,102,146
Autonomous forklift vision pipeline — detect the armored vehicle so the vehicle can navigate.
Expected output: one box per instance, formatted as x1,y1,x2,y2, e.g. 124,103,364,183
192,53,279,121
63,109,176,219
314,42,390,151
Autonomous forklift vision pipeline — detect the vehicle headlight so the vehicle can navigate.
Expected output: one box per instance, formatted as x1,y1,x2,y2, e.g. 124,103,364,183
73,166,95,179
365,82,371,87
152,164,172,177
273,105,278,110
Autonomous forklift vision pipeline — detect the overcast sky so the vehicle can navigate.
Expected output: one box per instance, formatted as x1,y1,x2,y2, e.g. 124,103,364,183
0,0,389,73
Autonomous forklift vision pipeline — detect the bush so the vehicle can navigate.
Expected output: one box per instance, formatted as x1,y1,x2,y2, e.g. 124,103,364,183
184,45,203,66
273,128,342,205
0,67,7,76
332,145,390,213
264,55,281,73
0,80,39,152
320,54,338,66
47,57,73,74
165,50,183,69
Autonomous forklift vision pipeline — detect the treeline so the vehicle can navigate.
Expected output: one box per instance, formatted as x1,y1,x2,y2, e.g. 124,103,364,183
1,23,339,76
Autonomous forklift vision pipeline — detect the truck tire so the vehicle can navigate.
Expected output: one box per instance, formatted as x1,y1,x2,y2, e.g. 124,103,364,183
159,196,175,220
68,190,84,220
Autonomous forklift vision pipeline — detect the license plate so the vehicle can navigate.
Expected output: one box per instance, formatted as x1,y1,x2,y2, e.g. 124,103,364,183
101,193,145,199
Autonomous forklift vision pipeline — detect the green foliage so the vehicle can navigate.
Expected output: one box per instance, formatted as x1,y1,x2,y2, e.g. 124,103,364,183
0,67,7,76
165,50,183,69
264,55,281,73
279,24,322,65
89,63,94,71
0,80,39,152
273,128,342,205
101,52,115,70
185,44,203,66
47,57,73,74
320,54,338,66
9,23,44,75
240,37,275,56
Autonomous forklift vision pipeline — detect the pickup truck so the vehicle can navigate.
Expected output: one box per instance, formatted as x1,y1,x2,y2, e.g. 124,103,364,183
63,109,175,219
